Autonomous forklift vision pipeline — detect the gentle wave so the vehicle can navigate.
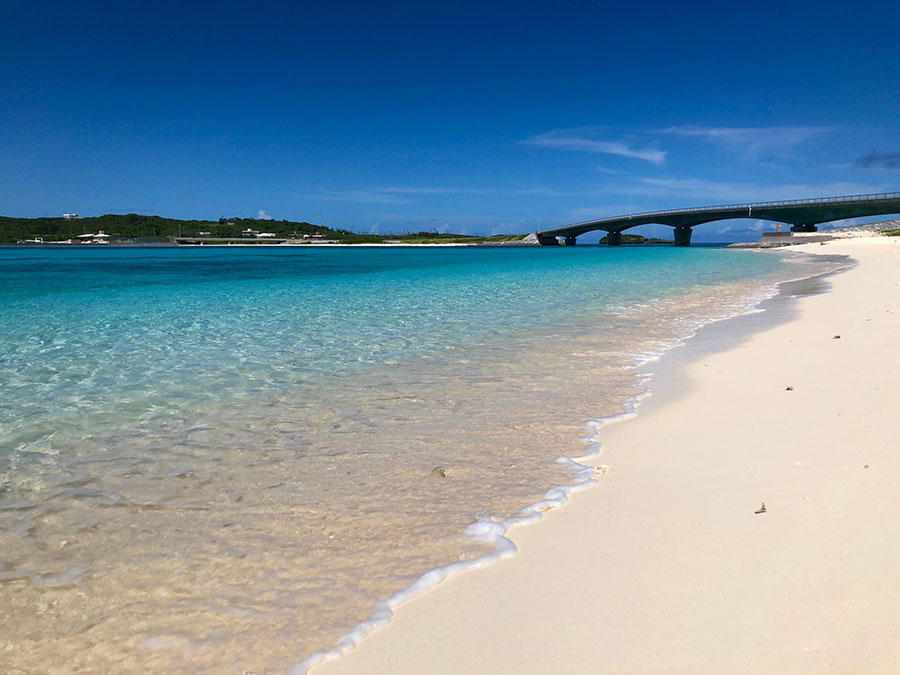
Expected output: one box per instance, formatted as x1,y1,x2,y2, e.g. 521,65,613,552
293,253,842,674
0,246,841,673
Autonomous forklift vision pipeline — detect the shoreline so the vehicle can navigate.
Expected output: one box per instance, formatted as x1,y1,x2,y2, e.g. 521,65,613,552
293,246,817,674
311,236,900,674
1,244,798,672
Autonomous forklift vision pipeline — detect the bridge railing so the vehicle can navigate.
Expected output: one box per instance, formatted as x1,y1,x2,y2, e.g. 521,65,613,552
564,191,900,229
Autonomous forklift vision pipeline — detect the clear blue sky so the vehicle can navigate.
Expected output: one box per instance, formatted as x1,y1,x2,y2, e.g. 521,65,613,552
2,0,898,241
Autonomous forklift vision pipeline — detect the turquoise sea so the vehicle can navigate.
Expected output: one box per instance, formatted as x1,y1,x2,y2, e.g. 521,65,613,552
0,244,823,672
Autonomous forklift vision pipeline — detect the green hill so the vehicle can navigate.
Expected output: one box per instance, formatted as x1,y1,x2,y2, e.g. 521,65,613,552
598,233,674,244
0,214,528,245
0,214,338,243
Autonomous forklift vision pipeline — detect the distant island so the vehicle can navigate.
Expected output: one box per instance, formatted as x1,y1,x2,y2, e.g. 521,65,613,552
598,233,674,244
0,214,528,245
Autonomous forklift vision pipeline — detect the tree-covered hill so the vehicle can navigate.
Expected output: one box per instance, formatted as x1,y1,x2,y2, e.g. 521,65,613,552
0,214,528,245
598,233,674,244
0,214,337,242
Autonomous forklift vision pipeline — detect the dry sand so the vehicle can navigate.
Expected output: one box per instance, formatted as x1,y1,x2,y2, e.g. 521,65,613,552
312,236,900,675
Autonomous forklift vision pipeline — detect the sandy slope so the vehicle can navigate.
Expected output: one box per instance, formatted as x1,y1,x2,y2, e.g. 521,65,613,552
312,237,900,675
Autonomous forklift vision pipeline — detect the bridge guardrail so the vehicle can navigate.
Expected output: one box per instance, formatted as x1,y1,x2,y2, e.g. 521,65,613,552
563,191,900,229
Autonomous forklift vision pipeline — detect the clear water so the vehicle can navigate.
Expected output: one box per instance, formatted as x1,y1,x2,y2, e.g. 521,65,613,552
0,245,821,672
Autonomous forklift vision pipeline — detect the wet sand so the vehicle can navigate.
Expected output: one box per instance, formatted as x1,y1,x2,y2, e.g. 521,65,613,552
312,236,900,674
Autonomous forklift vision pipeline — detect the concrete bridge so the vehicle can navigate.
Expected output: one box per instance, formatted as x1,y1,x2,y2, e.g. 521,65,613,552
535,191,900,246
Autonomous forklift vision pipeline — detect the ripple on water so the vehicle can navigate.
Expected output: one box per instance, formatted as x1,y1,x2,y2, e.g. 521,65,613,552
0,246,839,672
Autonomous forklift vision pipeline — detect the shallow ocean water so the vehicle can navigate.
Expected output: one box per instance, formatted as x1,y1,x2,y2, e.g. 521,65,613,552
0,244,830,672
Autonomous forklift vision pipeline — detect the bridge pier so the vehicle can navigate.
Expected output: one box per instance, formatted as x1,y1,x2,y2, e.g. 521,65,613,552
563,236,577,246
536,234,560,246
790,223,819,233
606,231,622,246
673,225,693,246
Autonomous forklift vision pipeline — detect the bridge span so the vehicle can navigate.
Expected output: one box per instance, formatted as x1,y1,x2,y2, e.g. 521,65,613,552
535,191,900,246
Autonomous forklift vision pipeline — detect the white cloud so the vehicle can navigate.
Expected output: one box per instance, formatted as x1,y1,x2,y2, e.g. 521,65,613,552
622,178,888,204
525,129,666,164
567,204,632,221
563,179,891,226
299,184,583,204
510,186,582,197
377,186,488,196
298,189,409,204
361,211,547,236
665,125,835,160
717,219,769,234
257,209,274,220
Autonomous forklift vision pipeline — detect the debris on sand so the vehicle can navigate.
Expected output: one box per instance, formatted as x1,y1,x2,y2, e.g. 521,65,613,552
754,502,767,514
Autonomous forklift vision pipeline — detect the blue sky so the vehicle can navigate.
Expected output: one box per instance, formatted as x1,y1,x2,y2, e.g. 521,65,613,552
1,1,898,241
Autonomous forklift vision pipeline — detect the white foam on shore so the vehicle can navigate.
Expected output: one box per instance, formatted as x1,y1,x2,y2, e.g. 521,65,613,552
293,334,675,675
292,252,849,674
292,377,656,674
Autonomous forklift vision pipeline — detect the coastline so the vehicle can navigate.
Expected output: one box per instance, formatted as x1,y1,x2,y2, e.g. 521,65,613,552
311,236,900,674
2,244,798,673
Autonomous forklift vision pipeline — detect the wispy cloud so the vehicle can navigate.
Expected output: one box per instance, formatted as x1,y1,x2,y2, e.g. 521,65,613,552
564,179,889,223
665,125,834,160
298,185,582,204
378,185,582,197
376,186,481,195
525,128,666,164
511,186,583,197
567,204,635,221
623,177,886,204
716,219,769,235
365,211,540,236
298,189,410,204
856,151,900,169
257,208,274,220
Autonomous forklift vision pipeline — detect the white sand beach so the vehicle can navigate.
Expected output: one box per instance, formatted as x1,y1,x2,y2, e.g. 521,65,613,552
313,236,900,674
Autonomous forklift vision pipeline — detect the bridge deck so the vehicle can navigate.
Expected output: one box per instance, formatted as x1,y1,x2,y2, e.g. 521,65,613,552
536,192,900,244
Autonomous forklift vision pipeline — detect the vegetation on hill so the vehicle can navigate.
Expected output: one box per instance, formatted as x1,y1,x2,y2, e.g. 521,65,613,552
0,214,528,245
882,229,900,237
597,233,674,244
1,214,344,242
